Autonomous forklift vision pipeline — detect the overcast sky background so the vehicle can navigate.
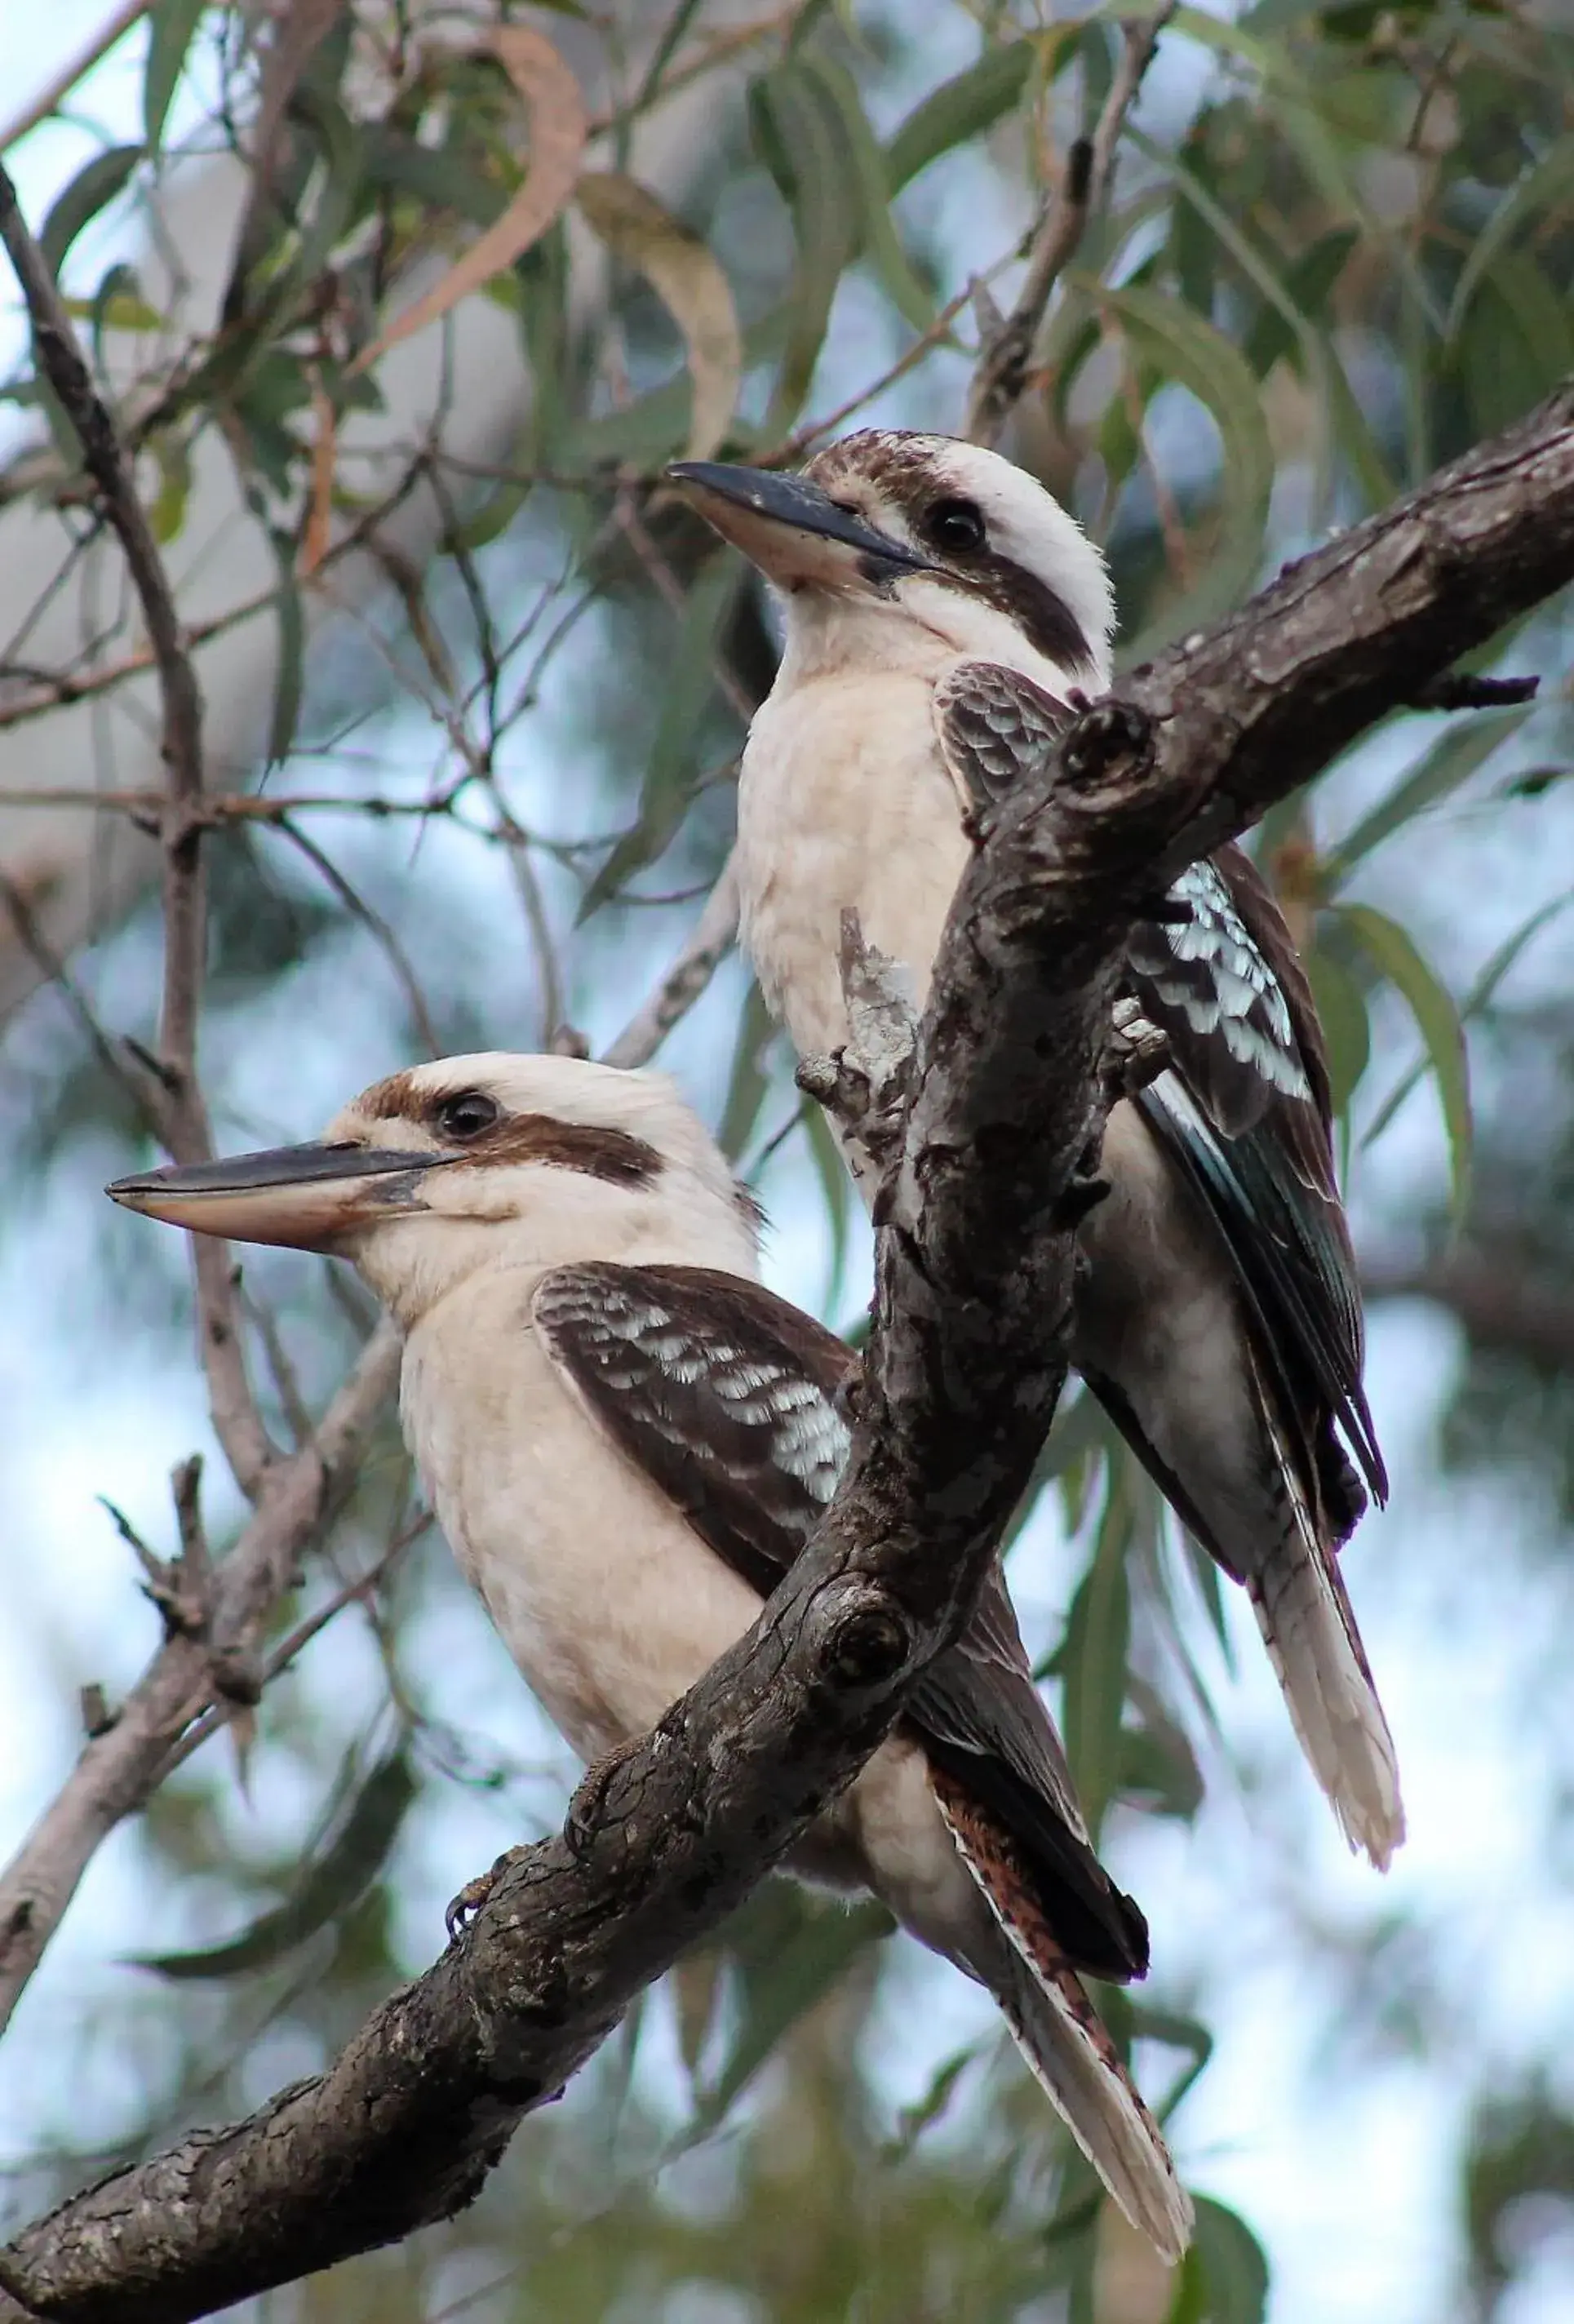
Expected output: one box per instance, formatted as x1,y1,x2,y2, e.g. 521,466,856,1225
3,9,1574,2321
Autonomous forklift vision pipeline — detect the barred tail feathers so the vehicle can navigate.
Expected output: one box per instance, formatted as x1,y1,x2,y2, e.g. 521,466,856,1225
933,1783,1193,2264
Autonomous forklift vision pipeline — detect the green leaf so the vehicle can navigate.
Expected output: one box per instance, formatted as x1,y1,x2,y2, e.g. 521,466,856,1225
266,529,305,769
716,982,778,1162
40,145,144,281
750,64,858,426
1363,889,1574,1150
83,264,165,369
577,553,744,919
685,1884,893,2137
1095,280,1275,642
1061,1474,1133,1840
798,52,935,331
361,124,508,228
144,0,209,153
1166,2197,1270,2324
133,1749,416,1980
1456,251,1574,439
148,432,193,545
884,41,1033,191
1131,122,1394,512
575,171,742,458
1326,706,1536,880
1339,903,1471,1220
800,1098,855,1315
1303,939,1370,1118
1448,135,1574,341
1244,225,1358,377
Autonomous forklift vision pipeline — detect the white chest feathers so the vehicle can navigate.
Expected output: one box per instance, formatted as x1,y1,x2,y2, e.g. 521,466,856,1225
399,1270,765,1764
737,670,969,1059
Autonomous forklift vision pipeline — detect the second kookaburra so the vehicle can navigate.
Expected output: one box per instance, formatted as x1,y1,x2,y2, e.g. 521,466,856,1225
670,430,1403,1869
109,1052,1191,2260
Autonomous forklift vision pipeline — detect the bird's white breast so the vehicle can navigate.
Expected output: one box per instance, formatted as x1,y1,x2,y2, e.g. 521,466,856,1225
738,670,969,1060
400,1268,765,1763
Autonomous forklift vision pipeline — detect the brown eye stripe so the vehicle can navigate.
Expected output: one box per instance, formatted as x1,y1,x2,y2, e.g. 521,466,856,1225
361,1070,424,1120
804,432,1097,677
448,1113,663,1186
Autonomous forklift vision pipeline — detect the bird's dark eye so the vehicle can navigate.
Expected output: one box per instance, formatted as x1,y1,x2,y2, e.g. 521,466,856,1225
435,1090,501,1142
922,496,987,554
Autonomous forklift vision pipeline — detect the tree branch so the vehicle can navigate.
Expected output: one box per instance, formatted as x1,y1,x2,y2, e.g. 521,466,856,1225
0,157,274,1496
0,1324,401,2045
1363,1250,1574,1374
3,378,1572,2324
964,6,1174,449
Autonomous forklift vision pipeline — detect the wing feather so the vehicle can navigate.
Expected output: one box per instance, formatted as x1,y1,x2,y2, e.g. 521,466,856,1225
533,1261,1146,1980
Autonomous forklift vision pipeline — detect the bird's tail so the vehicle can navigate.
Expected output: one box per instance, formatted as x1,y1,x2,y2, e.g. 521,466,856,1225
1249,1401,1405,1870
933,1783,1193,2264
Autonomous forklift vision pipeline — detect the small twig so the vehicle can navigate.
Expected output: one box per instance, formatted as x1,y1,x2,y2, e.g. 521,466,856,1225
0,1320,402,2039
157,1521,426,1789
275,817,444,1060
964,6,1175,449
0,872,172,1136
614,492,758,727
0,155,277,1497
0,0,151,153
601,854,741,1069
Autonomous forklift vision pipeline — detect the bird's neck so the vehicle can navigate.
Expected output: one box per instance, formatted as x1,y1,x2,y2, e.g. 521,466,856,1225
774,580,1102,699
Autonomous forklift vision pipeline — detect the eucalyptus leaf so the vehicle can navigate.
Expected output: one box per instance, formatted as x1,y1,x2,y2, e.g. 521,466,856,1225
40,146,144,282
144,0,209,153
884,41,1034,190
1340,903,1471,1220
577,554,744,918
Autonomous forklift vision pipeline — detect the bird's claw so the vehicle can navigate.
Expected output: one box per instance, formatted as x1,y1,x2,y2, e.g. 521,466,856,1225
564,1737,643,1860
445,1845,530,1943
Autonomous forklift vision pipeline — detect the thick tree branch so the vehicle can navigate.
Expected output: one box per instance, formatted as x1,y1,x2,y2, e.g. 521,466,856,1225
3,381,1572,2323
964,6,1174,449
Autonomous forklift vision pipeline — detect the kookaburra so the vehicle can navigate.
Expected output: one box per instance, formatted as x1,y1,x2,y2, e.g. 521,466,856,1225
669,430,1403,1869
109,1051,1191,2260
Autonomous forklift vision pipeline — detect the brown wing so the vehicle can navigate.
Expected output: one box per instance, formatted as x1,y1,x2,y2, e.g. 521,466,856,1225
931,657,1073,812
532,1261,1147,1980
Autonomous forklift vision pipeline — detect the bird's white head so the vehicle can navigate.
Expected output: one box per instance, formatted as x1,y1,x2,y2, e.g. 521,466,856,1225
670,429,1114,694
107,1053,762,1329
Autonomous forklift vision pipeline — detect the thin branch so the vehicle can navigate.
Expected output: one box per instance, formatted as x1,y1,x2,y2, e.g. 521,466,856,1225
601,853,740,1069
964,6,1175,449
5,376,1573,2324
0,1322,401,2045
0,2,151,153
0,156,276,1496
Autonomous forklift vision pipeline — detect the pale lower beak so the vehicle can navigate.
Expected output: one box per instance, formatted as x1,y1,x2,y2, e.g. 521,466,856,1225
667,460,935,590
106,1142,448,1252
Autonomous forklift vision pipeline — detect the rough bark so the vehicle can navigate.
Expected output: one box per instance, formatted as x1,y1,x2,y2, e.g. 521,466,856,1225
0,380,1571,2323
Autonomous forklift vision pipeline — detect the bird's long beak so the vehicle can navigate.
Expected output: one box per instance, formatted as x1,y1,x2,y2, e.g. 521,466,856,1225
667,460,935,589
106,1142,449,1252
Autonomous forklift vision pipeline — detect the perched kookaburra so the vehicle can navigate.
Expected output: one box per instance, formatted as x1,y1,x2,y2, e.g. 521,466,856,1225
109,1051,1191,2260
670,430,1403,1869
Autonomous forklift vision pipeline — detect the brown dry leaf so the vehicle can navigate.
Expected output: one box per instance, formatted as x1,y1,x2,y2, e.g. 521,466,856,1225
299,380,336,578
348,25,587,377
576,171,743,459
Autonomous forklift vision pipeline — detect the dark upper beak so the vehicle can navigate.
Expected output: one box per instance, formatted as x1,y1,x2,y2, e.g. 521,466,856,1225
106,1142,450,1252
666,460,935,588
